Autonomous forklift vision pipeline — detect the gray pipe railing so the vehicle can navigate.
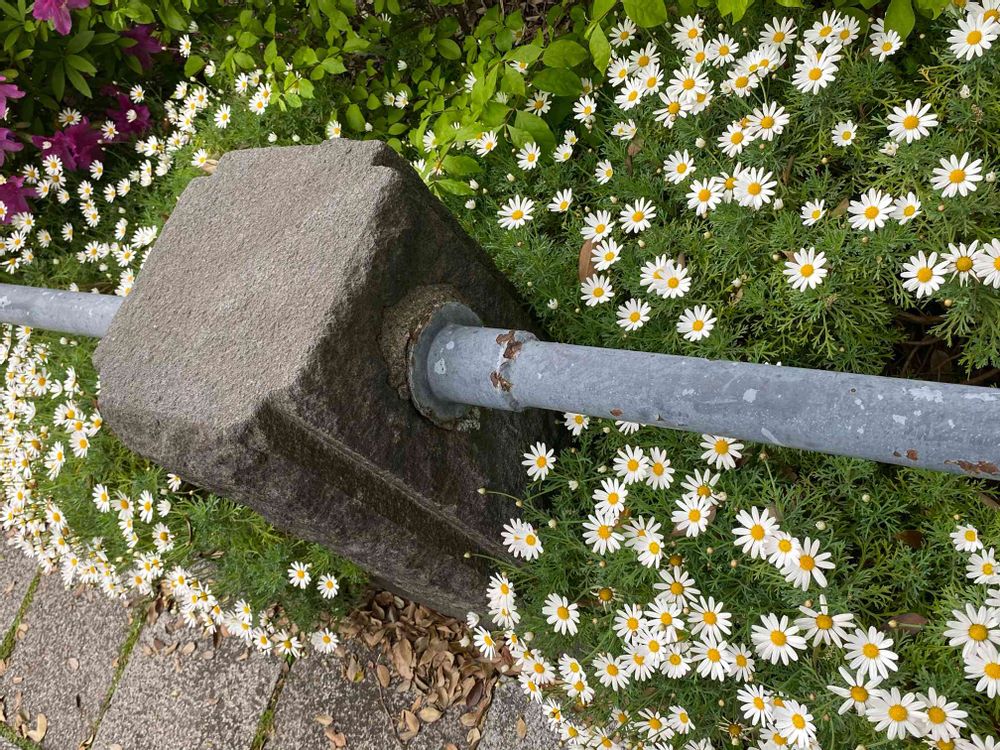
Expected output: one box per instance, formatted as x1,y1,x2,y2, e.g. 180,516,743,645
0,283,122,338
421,320,1000,478
0,282,997,477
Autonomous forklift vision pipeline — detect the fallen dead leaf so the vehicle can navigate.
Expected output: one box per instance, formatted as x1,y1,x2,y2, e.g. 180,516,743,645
315,713,334,727
376,663,391,688
26,713,47,742
323,726,347,747
578,238,596,282
67,657,80,671
418,706,442,723
516,717,527,739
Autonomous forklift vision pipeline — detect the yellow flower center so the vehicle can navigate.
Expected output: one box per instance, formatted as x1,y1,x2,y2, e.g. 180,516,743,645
985,662,1000,678
668,277,680,288
965,529,978,540
598,525,611,540
917,267,933,283
903,114,920,129
707,648,721,661
864,206,880,219
792,714,806,730
692,320,705,331
950,168,966,184
799,554,816,571
699,188,712,201
809,67,822,81
632,211,644,222
557,606,570,620
748,182,762,196
670,582,684,595
774,31,786,42
525,533,537,546
862,643,880,658
703,611,718,625
677,163,688,173
627,616,639,630
888,704,908,722
770,630,787,645
800,264,815,277
511,209,524,220
760,116,775,129
968,30,983,44
927,706,947,724
688,509,702,522
735,75,749,87
606,663,619,676
778,539,792,553
714,439,730,454
969,622,990,641
816,614,833,629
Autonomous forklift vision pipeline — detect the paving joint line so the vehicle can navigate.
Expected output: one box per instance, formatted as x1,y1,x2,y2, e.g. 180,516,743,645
81,597,151,749
251,657,293,750
0,571,39,663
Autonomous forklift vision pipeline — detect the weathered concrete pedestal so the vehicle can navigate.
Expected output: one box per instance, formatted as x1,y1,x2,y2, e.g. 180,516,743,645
94,140,557,617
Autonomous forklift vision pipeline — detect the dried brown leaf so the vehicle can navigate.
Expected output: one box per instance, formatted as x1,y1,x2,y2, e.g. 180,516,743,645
26,713,47,742
578,239,596,282
419,706,442,723
516,717,527,739
376,663,391,688
315,714,334,727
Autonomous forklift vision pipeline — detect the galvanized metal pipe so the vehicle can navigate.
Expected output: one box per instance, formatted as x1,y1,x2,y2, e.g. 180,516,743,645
0,283,122,338
424,323,1000,478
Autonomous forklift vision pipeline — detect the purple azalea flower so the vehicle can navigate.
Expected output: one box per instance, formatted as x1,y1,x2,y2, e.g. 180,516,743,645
31,119,103,171
0,76,25,120
121,25,164,70
106,93,151,139
32,0,90,36
0,128,22,167
0,177,32,222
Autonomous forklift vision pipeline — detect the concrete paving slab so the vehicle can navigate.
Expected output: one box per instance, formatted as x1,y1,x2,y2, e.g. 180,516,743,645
91,612,282,750
0,573,131,749
267,642,469,750
0,545,36,640
477,679,552,750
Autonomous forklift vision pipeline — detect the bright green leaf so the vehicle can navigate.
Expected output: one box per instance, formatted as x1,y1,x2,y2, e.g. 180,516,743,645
513,110,556,152
592,0,617,20
184,53,204,76
542,38,588,68
158,0,186,30
532,67,582,96
588,23,611,73
66,29,94,54
885,0,915,37
506,43,542,64
66,54,96,74
442,155,481,176
621,0,666,27
344,102,365,130
437,38,461,59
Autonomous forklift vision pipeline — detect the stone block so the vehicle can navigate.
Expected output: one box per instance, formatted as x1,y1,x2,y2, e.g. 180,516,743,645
94,140,559,617
0,574,131,749
91,612,282,750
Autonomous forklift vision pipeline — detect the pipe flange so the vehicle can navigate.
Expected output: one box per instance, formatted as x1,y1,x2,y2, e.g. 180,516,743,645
408,300,482,429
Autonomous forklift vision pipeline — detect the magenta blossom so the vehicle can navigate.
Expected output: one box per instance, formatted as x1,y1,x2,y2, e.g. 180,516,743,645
32,0,90,35
31,119,103,171
106,93,151,139
122,25,164,69
0,177,32,222
0,76,24,120
0,128,22,167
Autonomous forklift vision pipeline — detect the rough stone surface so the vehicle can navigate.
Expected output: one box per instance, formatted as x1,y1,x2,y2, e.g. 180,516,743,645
0,734,19,750
0,543,36,639
94,140,560,617
478,679,551,750
267,642,469,750
92,612,282,750
0,574,131,749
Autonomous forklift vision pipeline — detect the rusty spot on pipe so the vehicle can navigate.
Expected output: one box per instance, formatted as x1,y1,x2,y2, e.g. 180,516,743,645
490,371,513,391
496,330,516,345
945,459,1000,475
906,449,919,461
495,330,523,360
610,408,623,417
